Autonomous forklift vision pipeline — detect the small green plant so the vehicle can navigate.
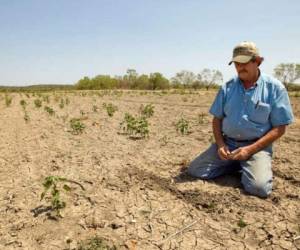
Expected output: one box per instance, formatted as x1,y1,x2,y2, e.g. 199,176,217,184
175,117,189,135
61,114,69,123
34,99,42,108
182,97,188,102
44,106,55,116
70,118,85,135
80,110,85,116
92,105,98,113
59,98,64,109
54,95,60,103
42,95,50,103
5,94,12,107
24,111,30,122
237,218,247,228
103,103,118,117
65,97,70,105
198,112,207,124
20,99,27,108
159,135,169,146
40,176,71,218
77,236,117,250
203,202,216,211
120,113,149,138
140,104,154,118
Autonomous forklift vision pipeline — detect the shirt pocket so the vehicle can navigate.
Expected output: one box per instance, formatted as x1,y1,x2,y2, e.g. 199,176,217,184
248,101,271,124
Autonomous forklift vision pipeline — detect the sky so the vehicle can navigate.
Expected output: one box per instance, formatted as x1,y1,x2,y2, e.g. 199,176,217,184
1,0,300,86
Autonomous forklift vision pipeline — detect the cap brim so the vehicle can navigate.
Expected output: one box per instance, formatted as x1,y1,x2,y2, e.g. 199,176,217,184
228,55,252,65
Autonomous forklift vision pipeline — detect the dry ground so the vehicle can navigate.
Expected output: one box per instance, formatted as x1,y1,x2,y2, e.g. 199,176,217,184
0,90,299,250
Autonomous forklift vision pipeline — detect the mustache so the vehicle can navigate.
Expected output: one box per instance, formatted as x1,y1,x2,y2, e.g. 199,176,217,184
238,70,248,74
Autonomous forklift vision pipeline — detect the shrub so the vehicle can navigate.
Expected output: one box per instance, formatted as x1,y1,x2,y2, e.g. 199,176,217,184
140,104,154,118
44,106,55,116
40,176,84,219
175,118,189,135
59,98,64,109
5,94,12,107
40,176,71,218
42,95,50,103
20,99,27,107
103,103,118,117
34,99,42,108
70,118,85,135
120,113,149,138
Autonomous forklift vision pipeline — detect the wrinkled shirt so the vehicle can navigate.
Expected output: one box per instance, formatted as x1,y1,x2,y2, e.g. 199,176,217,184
209,73,294,140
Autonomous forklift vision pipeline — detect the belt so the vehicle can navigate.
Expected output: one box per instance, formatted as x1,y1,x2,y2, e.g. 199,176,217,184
224,135,259,143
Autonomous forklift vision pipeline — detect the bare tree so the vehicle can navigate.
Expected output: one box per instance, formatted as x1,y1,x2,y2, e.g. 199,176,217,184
199,69,223,90
274,63,300,90
171,70,197,88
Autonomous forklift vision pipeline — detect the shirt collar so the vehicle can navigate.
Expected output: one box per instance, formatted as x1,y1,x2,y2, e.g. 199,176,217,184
238,69,262,90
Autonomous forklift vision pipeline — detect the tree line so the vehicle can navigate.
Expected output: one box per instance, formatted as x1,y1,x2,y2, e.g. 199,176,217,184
0,63,299,92
75,63,300,91
75,68,223,90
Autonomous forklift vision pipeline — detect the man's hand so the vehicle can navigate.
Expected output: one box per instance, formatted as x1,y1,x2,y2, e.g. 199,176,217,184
217,145,231,160
229,146,252,161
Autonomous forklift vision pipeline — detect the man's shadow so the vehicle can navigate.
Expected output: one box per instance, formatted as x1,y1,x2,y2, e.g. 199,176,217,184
174,163,243,189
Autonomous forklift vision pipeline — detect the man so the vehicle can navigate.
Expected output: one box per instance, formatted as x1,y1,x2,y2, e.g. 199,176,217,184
187,41,294,198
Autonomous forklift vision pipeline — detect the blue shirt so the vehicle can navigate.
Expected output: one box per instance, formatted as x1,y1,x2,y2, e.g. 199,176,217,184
209,73,294,140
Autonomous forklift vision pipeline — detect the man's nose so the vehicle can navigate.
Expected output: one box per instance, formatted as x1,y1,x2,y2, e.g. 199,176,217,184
236,64,246,70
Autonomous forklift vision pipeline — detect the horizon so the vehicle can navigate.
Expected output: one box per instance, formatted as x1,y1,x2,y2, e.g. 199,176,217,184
1,0,300,86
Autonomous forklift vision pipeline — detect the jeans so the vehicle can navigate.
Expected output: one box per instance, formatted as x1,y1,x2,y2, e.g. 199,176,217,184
187,138,273,198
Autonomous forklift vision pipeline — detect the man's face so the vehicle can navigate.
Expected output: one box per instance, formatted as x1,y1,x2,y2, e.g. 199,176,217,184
234,59,258,82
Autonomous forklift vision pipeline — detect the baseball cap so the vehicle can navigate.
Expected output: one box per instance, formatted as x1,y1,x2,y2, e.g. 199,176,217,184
228,41,260,65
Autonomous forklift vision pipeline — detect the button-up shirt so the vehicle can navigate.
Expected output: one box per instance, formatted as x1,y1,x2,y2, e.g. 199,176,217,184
209,73,294,140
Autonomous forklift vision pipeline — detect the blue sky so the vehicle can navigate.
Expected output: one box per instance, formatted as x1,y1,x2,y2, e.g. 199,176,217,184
1,0,300,86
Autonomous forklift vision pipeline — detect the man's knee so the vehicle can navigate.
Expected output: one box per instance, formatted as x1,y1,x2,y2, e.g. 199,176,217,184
187,162,211,179
241,177,272,198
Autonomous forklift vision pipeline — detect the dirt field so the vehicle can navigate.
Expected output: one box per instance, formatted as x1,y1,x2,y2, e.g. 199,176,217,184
0,89,299,250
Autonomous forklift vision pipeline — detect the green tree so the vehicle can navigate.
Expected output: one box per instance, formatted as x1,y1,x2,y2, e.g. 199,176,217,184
92,75,117,89
149,72,169,90
75,76,92,90
274,63,300,90
136,74,150,89
124,69,138,89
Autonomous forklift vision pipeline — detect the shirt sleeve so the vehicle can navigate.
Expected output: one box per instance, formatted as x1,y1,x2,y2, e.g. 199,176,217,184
209,87,225,119
270,87,294,127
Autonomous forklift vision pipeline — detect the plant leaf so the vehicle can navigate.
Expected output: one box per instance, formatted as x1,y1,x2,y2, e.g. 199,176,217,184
63,184,71,192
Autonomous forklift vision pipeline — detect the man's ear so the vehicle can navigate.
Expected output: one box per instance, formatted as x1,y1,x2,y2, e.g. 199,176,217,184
256,57,264,66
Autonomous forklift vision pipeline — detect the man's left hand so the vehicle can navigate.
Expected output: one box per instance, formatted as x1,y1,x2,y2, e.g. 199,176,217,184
229,147,252,161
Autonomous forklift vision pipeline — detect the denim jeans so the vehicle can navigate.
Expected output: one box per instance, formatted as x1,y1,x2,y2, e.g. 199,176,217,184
187,138,273,198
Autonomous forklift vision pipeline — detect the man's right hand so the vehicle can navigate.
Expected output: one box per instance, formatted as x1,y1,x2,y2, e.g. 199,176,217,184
217,145,231,160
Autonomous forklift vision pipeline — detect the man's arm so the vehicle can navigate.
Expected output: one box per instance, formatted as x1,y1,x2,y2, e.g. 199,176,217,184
246,125,286,154
230,125,287,160
212,117,225,148
212,117,231,160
